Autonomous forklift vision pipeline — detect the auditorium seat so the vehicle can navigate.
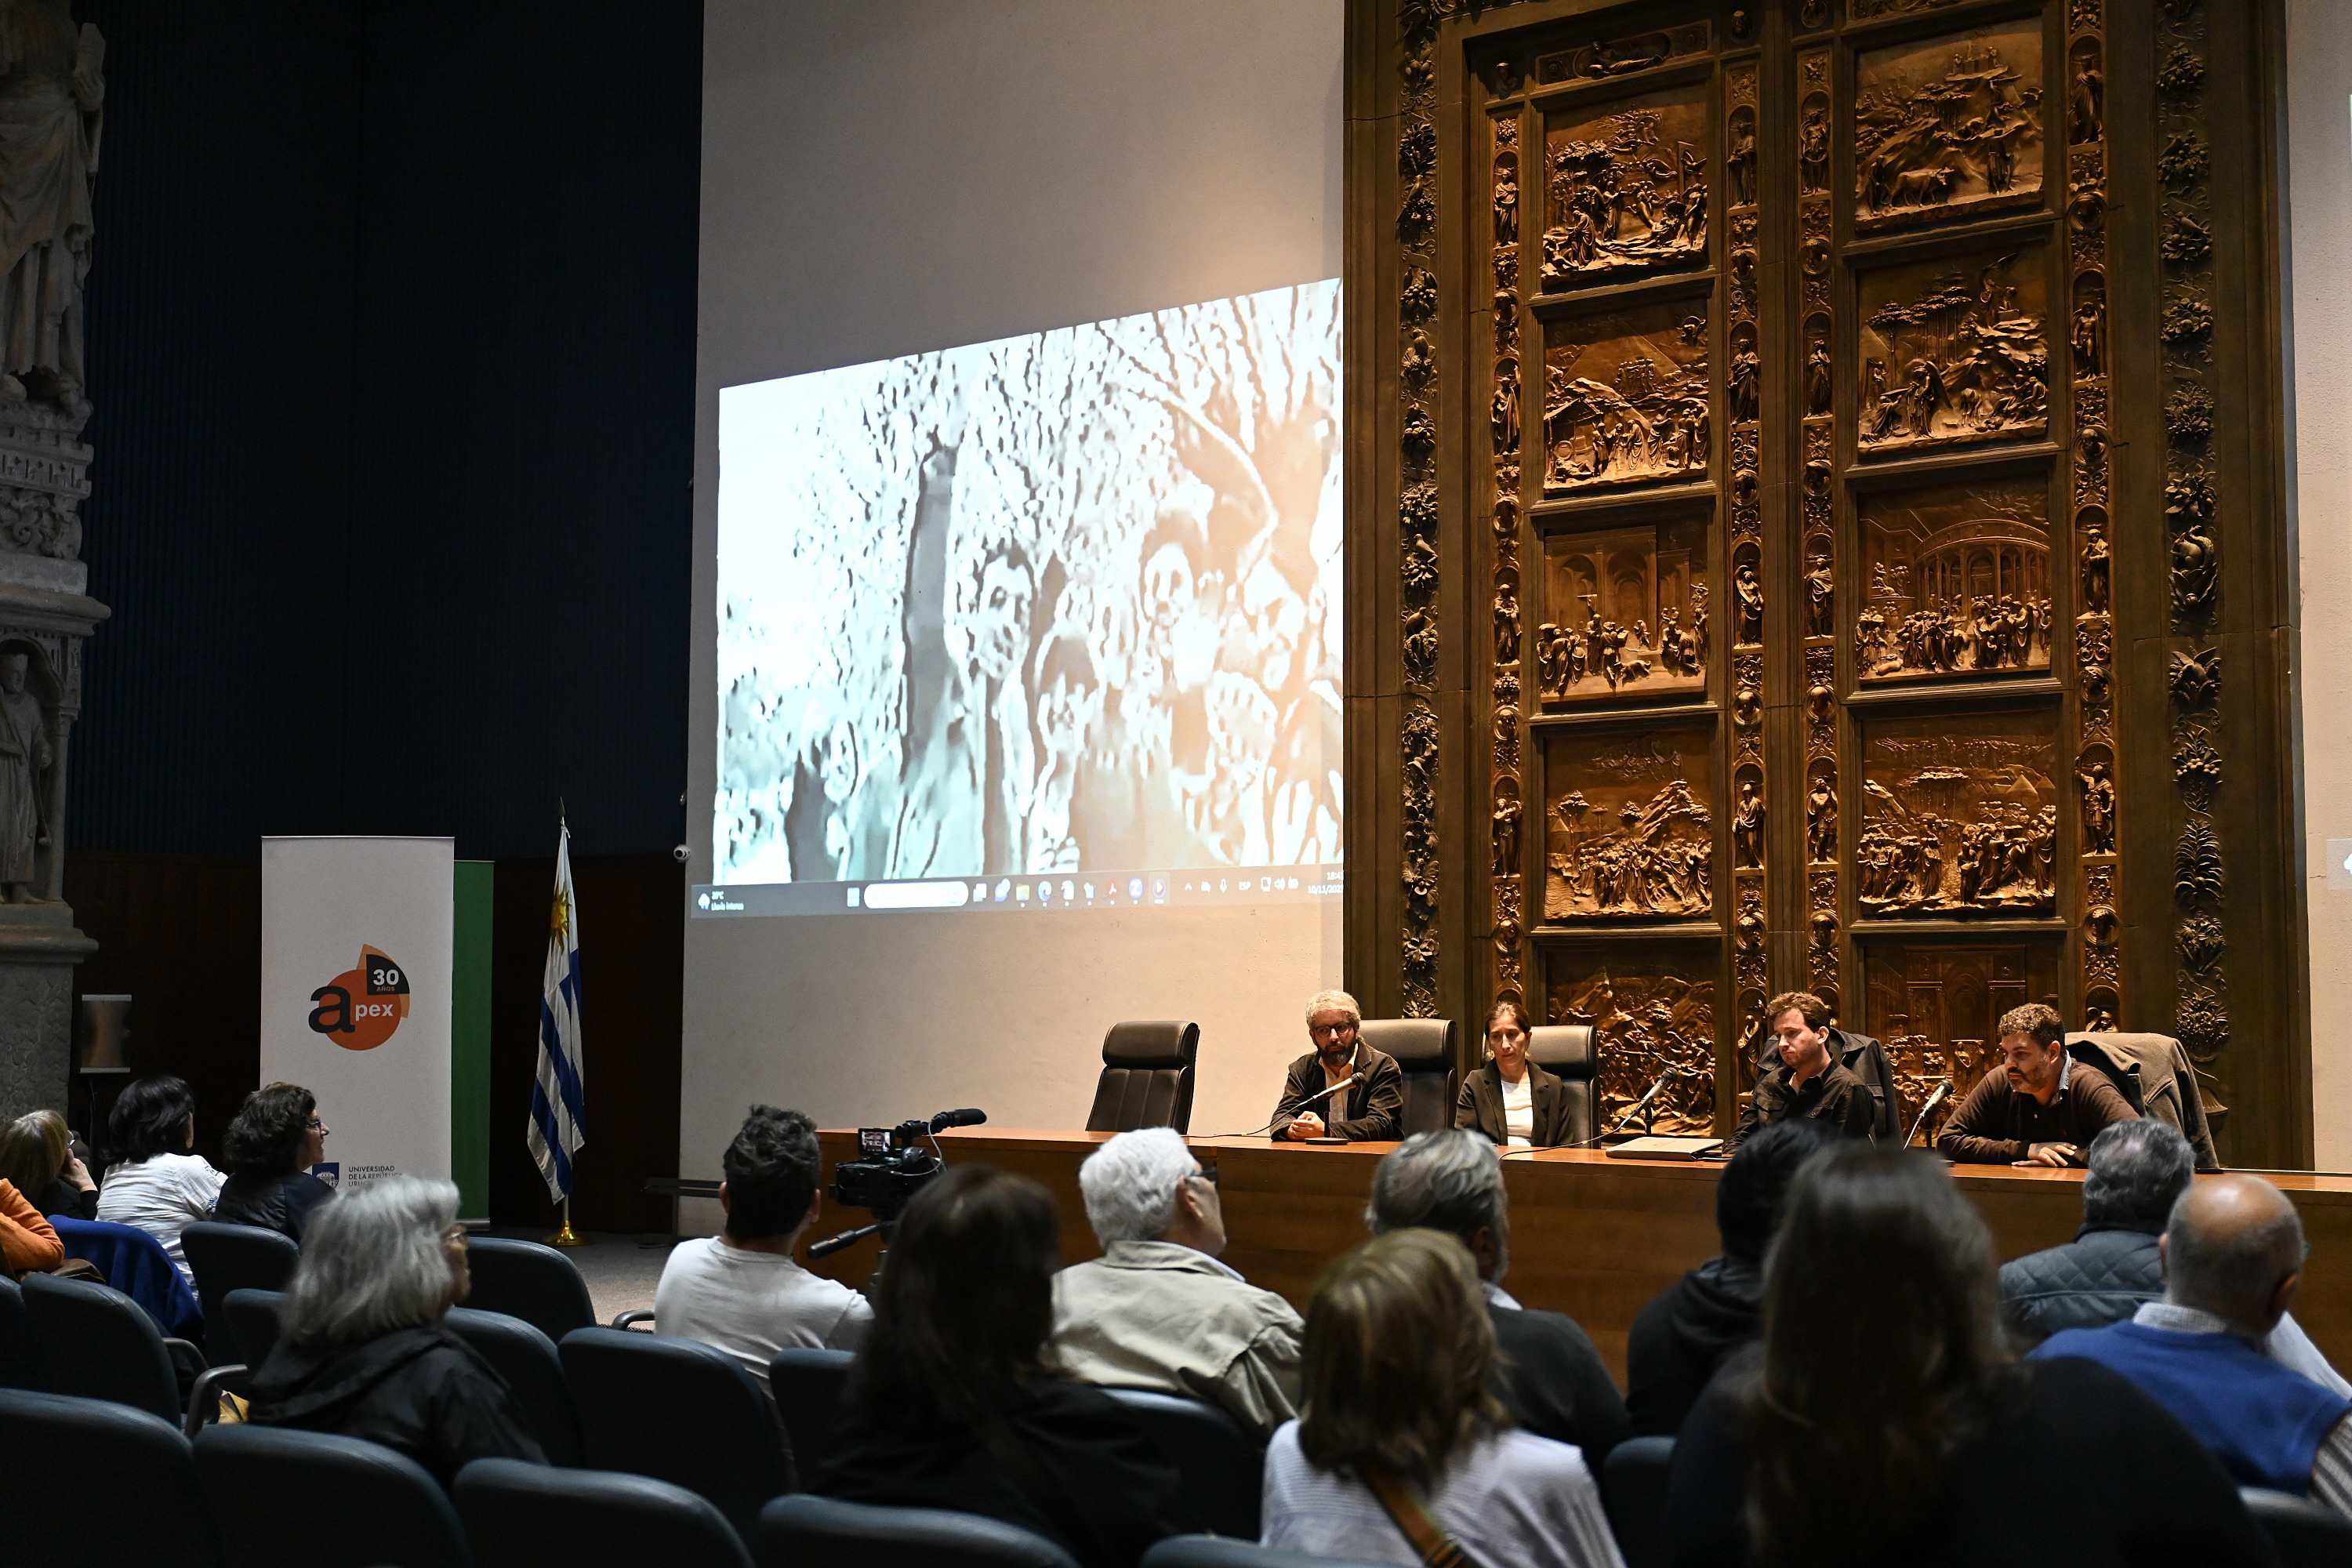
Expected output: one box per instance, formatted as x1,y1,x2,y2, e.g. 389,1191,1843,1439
1526,1024,1598,1147
457,1456,753,1568
444,1305,583,1465
21,1270,231,1436
2241,1486,2352,1566
0,1272,50,1391
221,1288,284,1370
194,1424,472,1568
1357,1018,1457,1137
1102,1388,1261,1539
770,1345,853,1473
1600,1435,1675,1568
463,1236,597,1341
2067,1031,2220,1167
50,1214,205,1341
757,1494,1081,1568
180,1221,299,1366
1086,1021,1199,1134
561,1325,793,1537
0,1388,224,1568
1143,1538,1386,1568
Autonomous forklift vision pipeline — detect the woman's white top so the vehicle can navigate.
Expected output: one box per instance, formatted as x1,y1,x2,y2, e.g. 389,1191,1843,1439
96,1152,224,1283
1261,1421,1625,1568
1501,1071,1535,1148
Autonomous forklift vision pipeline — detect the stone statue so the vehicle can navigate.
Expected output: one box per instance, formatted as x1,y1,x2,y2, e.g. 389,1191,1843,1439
0,652,47,899
0,3,103,419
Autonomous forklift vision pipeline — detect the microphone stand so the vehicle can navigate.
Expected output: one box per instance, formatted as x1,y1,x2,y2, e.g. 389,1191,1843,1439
1903,1081,1953,1152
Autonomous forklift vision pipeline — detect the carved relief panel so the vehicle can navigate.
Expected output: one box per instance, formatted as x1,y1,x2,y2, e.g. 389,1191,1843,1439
1541,727,1715,921
1856,475,2053,683
1537,515,1710,703
1859,710,2060,917
1857,246,2050,457
1541,85,1712,291
1864,941,2064,1145
1853,20,2046,234
1541,299,1711,493
1547,946,1717,1137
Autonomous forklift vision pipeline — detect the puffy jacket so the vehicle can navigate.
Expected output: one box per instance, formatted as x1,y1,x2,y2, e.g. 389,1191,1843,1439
211,1167,336,1240
251,1324,546,1487
1997,1225,2160,1347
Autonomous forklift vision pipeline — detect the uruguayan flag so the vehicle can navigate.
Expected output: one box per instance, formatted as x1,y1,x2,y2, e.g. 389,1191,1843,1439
529,822,586,1201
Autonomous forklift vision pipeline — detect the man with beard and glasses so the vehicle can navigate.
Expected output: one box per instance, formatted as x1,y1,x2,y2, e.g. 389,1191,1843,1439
1270,989,1403,1142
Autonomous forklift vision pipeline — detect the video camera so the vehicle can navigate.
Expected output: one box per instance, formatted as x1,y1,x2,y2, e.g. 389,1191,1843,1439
809,1108,986,1258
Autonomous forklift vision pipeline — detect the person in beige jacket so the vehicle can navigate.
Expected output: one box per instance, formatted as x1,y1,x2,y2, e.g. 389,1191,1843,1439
1048,1127,1303,1443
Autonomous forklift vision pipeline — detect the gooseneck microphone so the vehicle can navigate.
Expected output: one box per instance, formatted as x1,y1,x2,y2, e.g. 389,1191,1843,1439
1563,1066,1682,1149
1901,1080,1953,1151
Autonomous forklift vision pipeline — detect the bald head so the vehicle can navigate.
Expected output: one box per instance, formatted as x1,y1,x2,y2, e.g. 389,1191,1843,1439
2161,1174,2306,1336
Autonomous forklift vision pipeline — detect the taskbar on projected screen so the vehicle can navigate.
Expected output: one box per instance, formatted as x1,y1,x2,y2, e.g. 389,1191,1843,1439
691,865,1344,917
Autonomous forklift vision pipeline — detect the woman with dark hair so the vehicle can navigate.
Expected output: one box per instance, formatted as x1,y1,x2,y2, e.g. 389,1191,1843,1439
0,1108,97,1218
95,1073,222,1284
1663,1143,2270,1566
1454,999,1574,1148
816,1164,1194,1568
211,1082,336,1240
1261,1229,1621,1568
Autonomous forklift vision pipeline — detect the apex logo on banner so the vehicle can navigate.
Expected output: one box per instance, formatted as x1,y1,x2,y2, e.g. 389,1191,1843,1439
307,946,412,1050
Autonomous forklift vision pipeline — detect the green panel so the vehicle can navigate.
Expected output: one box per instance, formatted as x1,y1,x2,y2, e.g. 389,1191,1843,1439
451,860,495,1219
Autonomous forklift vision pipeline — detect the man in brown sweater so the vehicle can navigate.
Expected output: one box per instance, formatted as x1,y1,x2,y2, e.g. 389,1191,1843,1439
1936,1001,2137,1163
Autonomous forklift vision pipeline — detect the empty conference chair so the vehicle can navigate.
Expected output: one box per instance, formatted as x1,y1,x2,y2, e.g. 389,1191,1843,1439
1357,1018,1457,1138
2067,1030,2222,1167
2241,1487,2352,1567
0,1273,49,1391
0,1387,224,1568
180,1221,299,1365
20,1270,221,1434
1601,1436,1675,1568
562,1326,792,1537
50,1213,206,1341
1526,1024,1599,1147
444,1304,583,1466
1143,1538,1387,1568
770,1345,853,1475
463,1236,597,1341
1102,1388,1261,1540
195,1423,472,1568
221,1287,285,1371
458,1457,753,1568
757,1494,1081,1568
1085,1021,1199,1134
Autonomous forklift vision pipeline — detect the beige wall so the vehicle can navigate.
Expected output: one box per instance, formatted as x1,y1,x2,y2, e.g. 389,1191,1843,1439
681,1,1347,1225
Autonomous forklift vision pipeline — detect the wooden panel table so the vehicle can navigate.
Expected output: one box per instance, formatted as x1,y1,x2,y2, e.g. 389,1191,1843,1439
808,1130,2352,1380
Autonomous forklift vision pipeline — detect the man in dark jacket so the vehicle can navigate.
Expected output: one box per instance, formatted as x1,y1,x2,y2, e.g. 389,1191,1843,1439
1937,1001,2136,1163
1730,991,1877,1147
1624,1117,1835,1436
1270,989,1403,1141
1365,1127,1629,1469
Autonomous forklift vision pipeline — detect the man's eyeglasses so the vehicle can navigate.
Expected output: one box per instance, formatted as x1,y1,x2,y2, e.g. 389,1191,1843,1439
1308,1023,1355,1040
443,1225,470,1247
305,1117,325,1131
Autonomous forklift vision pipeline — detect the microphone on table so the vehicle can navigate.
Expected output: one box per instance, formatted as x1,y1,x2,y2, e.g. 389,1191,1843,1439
1569,1067,1682,1148
1232,1073,1360,1139
1900,1080,1952,1151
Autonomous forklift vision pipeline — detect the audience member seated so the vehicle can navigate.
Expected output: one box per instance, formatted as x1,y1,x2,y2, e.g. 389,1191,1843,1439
1270,989,1403,1142
653,1105,871,1393
1454,1000,1574,1148
1730,992,1875,1147
1935,1002,2136,1165
1050,1127,1301,1443
96,1074,223,1285
1364,1129,1628,1469
2032,1173,2352,1515
209,1083,337,1241
1664,1143,2267,1566
1260,1229,1621,1568
249,1174,546,1487
1624,1118,1834,1436
0,1176,62,1278
0,1108,96,1219
816,1164,1195,1568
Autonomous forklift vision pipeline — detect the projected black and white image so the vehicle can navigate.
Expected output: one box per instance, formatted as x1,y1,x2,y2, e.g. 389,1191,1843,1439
716,281,1342,891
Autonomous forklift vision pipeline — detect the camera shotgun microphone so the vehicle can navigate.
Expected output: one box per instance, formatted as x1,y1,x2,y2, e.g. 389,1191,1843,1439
1901,1080,1953,1151
930,1108,988,1132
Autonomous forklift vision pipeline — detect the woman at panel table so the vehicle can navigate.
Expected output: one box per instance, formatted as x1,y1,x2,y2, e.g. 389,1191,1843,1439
1454,1000,1575,1149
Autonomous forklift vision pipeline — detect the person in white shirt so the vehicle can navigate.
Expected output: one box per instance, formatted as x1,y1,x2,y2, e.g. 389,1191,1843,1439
1260,1228,1624,1568
653,1105,871,1396
95,1073,223,1286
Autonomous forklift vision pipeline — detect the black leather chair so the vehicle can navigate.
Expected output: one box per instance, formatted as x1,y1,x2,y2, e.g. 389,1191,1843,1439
1526,1024,1599,1147
757,1494,1081,1568
221,1288,284,1370
445,1305,583,1465
561,1326,792,1537
0,1387,224,1568
1102,1388,1261,1539
180,1221,299,1366
463,1236,597,1341
1601,1436,1675,1568
770,1345,854,1475
1143,1538,1387,1568
2241,1486,2352,1566
1358,1018,1457,1137
21,1269,225,1435
0,1272,49,1391
457,1456,753,1568
194,1423,472,1568
1086,1021,1199,1134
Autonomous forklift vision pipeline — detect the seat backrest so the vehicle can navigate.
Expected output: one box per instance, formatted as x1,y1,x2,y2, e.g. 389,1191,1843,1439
444,1305,583,1466
1086,1020,1200,1134
1101,1388,1261,1540
221,1288,285,1371
769,1345,854,1476
1526,1025,1597,1147
2068,1032,2225,1167
180,1221,299,1366
194,1423,472,1568
21,1269,183,1425
463,1236,597,1341
50,1214,206,1340
1142,1537,1388,1568
457,1456,753,1568
2241,1486,2352,1566
0,1387,223,1568
561,1326,792,1537
0,1272,50,1391
756,1494,1082,1568
1359,1018,1457,1137
1600,1435,1675,1568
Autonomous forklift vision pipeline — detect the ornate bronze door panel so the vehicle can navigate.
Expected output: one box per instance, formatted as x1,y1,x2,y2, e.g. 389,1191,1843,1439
1345,0,2307,1163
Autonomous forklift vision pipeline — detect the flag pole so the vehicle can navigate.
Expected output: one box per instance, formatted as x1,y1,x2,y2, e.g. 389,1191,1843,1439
542,799,591,1248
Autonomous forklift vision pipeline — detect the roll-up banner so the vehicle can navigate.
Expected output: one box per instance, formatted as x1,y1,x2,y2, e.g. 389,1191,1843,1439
260,837,454,1190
